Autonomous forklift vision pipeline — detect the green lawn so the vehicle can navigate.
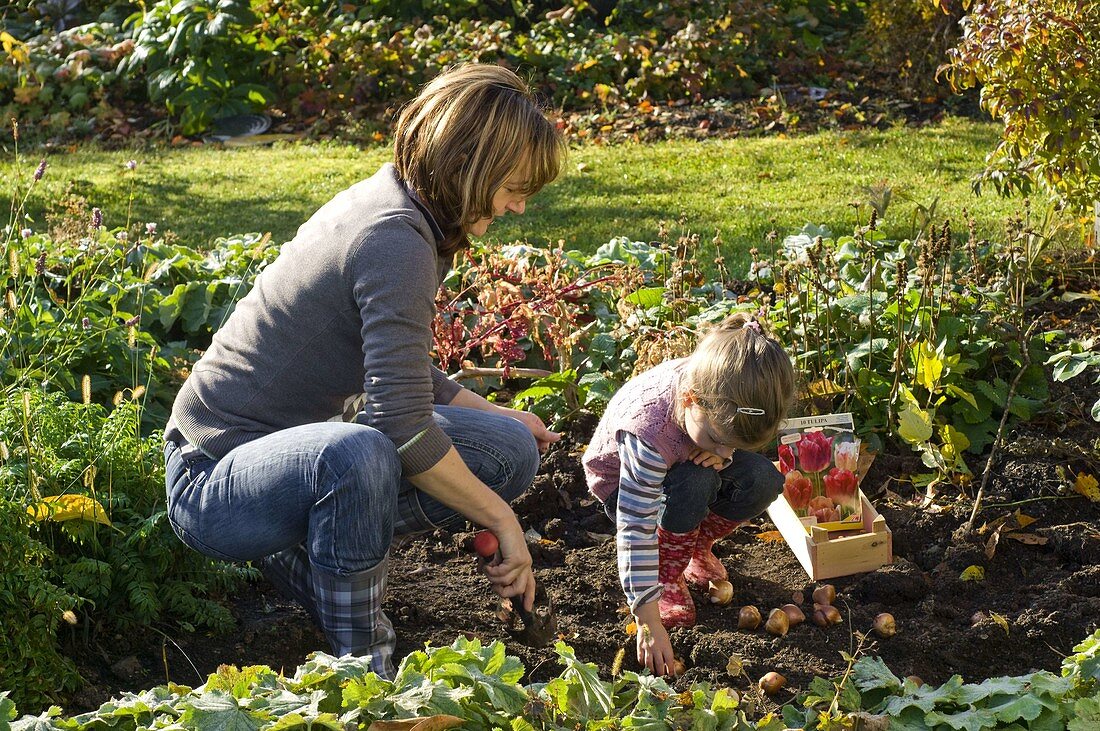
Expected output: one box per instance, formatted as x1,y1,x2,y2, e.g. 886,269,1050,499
3,118,1049,269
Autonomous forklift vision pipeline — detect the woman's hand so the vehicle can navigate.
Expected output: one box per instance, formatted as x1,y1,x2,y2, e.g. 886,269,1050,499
497,405,561,453
483,519,536,611
633,603,677,676
688,446,728,470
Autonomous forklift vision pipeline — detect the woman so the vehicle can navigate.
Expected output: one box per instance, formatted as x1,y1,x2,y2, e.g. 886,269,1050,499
163,63,565,677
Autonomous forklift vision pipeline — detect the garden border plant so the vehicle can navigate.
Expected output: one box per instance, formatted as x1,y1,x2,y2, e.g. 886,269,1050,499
3,630,1098,729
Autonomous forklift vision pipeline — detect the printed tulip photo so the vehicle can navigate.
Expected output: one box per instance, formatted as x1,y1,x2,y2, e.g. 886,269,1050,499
776,414,863,525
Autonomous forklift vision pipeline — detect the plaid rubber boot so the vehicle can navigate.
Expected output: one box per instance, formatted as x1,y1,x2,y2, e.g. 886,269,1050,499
310,555,397,679
683,512,742,589
657,526,699,628
259,543,322,625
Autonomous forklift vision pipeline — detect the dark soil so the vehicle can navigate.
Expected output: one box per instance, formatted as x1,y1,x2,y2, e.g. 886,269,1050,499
65,296,1100,716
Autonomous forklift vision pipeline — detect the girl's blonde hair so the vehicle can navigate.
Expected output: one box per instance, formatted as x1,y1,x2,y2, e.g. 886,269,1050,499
681,312,796,451
393,63,565,256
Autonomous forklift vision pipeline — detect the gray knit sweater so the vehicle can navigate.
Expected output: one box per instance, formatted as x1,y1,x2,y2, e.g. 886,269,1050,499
167,163,463,475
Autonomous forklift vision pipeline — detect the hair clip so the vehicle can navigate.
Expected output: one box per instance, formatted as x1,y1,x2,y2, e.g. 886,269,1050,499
736,406,766,416
744,320,762,333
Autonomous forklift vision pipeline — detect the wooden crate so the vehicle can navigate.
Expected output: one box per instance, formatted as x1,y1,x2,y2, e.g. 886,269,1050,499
765,489,893,580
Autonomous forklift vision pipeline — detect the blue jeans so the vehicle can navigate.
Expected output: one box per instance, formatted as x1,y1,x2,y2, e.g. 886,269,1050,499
603,450,783,533
164,404,540,574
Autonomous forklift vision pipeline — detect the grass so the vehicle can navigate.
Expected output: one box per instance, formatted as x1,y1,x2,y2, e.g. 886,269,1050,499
3,118,1061,270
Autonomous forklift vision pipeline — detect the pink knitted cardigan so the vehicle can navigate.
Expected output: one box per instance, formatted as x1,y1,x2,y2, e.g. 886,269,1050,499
583,358,695,501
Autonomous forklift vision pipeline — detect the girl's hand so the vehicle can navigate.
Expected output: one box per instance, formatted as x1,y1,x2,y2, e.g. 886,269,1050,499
497,405,561,453
483,519,536,611
636,619,677,676
634,603,677,676
688,446,727,470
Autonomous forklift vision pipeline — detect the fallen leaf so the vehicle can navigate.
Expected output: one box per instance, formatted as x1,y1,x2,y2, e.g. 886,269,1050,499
989,611,1010,636
726,653,744,676
756,530,786,543
984,530,1001,560
1004,532,1048,546
960,565,986,581
1013,510,1037,529
1074,472,1099,502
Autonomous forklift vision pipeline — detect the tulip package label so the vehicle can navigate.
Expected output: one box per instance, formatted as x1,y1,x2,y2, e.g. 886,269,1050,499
776,412,866,531
768,412,892,580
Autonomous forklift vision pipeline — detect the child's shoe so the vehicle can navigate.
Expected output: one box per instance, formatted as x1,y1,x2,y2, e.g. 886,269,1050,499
684,512,742,589
657,526,699,628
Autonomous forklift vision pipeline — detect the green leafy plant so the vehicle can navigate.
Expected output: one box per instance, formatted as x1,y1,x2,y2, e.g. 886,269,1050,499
753,211,1058,487
119,0,275,135
6,632,1100,729
944,0,1100,229
784,629,1100,730
0,156,266,712
0,22,132,142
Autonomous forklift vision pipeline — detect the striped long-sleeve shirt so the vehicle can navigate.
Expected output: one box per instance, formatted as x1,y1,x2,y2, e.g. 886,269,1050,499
615,431,669,611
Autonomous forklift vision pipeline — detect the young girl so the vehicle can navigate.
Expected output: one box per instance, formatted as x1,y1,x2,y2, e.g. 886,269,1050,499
583,313,796,676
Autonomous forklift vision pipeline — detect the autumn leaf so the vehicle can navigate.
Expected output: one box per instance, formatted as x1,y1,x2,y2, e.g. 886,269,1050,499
756,530,786,543
989,611,1010,636
28,494,112,527
960,565,985,581
726,653,744,676
1074,472,1099,502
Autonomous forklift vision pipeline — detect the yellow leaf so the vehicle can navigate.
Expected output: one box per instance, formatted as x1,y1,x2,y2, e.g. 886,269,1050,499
808,378,844,397
625,620,637,636
755,530,786,543
960,565,985,581
726,653,744,676
989,611,1010,636
1013,510,1037,529
1074,472,1100,502
914,340,943,391
1004,532,1048,546
898,403,933,444
28,494,112,527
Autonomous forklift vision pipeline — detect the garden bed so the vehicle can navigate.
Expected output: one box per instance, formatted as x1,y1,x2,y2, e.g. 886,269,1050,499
64,353,1100,716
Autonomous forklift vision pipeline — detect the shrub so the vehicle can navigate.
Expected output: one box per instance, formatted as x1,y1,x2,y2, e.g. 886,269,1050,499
1,160,265,712
862,0,965,100
944,0,1100,223
0,390,256,712
117,0,275,135
0,22,132,142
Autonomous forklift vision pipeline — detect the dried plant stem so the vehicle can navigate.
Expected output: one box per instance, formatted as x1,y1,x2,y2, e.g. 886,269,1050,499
963,322,1037,535
449,367,553,382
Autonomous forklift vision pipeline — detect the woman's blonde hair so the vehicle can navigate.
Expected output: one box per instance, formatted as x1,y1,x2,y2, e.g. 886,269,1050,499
394,63,565,256
681,312,796,451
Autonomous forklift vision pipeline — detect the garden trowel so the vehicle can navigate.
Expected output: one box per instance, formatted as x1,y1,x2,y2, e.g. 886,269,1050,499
473,530,558,647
